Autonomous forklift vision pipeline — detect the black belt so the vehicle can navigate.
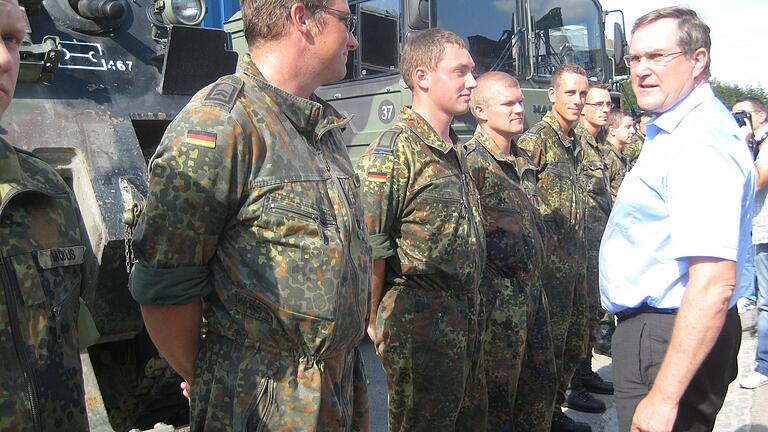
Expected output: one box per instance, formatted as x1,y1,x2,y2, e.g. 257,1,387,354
615,304,677,323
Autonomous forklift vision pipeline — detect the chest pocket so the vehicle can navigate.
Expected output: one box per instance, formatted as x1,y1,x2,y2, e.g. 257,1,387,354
4,245,84,355
11,246,85,308
581,160,608,193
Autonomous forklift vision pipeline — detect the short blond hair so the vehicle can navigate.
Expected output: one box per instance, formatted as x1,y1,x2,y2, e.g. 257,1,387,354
400,29,466,89
551,63,587,90
472,71,520,107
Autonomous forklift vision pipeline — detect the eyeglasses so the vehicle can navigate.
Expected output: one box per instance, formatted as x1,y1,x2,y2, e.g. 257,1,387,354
585,101,613,109
623,51,685,68
318,6,357,33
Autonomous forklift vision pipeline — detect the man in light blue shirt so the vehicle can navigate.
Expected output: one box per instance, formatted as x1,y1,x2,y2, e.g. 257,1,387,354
599,7,755,432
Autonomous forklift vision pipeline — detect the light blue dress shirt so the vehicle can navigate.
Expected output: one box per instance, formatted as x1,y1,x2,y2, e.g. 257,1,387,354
599,83,755,313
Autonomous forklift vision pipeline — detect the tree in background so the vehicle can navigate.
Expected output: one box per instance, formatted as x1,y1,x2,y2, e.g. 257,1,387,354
712,80,768,109
615,78,767,114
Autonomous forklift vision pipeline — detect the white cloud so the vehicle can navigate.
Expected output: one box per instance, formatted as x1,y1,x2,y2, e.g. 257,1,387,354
602,0,768,88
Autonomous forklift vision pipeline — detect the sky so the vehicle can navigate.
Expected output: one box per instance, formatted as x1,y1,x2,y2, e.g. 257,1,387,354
602,0,768,89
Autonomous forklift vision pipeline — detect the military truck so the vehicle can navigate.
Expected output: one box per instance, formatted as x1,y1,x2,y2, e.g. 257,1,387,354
3,0,237,430
225,0,628,160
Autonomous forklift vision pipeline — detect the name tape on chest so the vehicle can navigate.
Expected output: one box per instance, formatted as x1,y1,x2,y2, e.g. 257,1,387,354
36,245,86,269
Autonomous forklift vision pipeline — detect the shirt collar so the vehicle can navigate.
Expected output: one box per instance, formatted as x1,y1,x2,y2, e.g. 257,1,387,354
0,137,24,185
0,137,64,207
649,82,714,134
399,106,458,153
239,54,350,138
542,111,576,148
472,126,537,178
576,123,600,149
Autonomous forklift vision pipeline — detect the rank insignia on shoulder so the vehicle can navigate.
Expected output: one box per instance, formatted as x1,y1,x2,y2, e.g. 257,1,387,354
373,146,394,155
185,130,217,148
367,172,388,183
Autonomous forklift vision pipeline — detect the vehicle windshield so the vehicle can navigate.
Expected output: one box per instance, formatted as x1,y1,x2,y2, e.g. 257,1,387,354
435,0,605,81
530,0,604,80
435,0,521,74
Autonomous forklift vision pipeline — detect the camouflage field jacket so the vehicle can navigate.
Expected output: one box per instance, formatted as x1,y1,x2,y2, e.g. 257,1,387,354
600,143,627,201
130,55,372,429
0,138,88,432
518,112,586,262
465,127,546,282
355,107,485,299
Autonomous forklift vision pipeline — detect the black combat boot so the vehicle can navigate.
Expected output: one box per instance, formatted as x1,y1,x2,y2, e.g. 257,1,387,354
573,356,614,395
550,410,592,432
565,386,606,413
580,369,614,395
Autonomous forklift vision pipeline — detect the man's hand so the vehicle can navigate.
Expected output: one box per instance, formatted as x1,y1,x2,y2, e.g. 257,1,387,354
367,323,380,356
181,381,192,405
630,391,678,432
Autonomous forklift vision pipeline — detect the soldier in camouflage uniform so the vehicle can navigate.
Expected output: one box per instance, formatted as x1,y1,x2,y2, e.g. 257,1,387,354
623,112,650,170
0,1,89,429
355,29,487,432
129,1,371,430
517,64,590,432
568,85,614,415
601,109,635,200
467,72,557,432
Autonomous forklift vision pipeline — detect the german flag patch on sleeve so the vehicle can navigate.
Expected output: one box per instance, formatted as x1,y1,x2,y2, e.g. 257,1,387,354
367,172,388,183
185,130,217,148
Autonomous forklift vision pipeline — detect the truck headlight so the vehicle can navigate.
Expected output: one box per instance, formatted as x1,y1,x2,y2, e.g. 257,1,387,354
156,0,206,26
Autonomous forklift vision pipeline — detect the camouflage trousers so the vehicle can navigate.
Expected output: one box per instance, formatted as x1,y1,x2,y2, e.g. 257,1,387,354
376,286,487,432
541,255,589,407
585,249,604,348
190,332,369,431
481,269,557,432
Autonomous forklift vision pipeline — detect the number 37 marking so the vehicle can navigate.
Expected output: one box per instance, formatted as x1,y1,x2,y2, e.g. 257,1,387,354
378,100,396,124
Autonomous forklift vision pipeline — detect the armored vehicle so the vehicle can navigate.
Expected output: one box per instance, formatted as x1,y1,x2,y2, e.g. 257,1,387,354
3,0,237,429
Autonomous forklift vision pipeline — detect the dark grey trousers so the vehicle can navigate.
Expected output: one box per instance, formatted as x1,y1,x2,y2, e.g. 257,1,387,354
612,308,741,432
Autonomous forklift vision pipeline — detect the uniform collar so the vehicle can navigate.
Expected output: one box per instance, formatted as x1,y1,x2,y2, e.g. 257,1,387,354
607,142,626,161
542,111,576,149
0,136,24,185
399,106,458,153
576,123,601,149
239,54,350,138
649,82,713,134
0,137,64,209
472,126,537,178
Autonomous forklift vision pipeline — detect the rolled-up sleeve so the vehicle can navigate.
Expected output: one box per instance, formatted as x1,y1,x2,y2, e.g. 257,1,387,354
354,138,409,260
130,103,250,305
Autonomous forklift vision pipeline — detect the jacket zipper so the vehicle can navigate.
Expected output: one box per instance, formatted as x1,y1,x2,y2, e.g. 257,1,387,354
267,201,328,245
0,257,43,432
313,145,364,358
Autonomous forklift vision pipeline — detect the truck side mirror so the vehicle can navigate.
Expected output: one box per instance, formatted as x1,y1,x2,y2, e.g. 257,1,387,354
406,0,429,30
613,22,626,67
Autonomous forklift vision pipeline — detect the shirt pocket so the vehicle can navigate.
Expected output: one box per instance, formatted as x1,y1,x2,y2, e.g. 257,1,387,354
8,245,84,356
581,160,608,193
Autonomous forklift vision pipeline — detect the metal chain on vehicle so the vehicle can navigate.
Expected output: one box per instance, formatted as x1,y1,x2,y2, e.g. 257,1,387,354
123,203,142,273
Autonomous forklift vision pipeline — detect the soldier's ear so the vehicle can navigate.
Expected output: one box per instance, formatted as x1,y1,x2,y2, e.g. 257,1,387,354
290,2,315,37
473,104,488,122
413,66,429,92
547,87,556,104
